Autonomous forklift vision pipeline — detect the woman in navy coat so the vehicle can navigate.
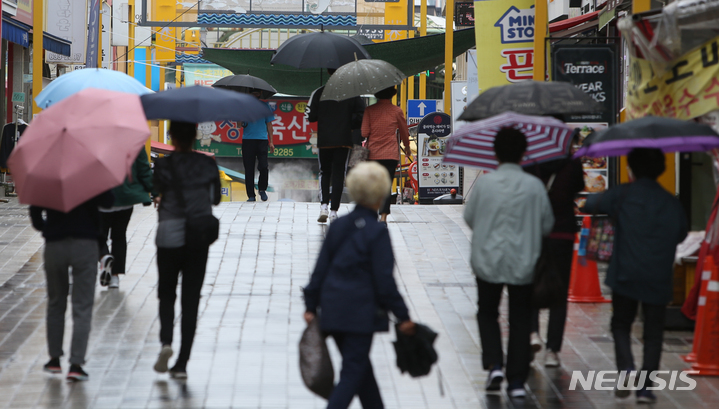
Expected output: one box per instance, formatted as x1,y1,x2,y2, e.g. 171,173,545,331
304,161,416,409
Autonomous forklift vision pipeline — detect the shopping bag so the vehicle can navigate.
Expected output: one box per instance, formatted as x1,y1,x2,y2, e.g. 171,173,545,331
299,319,334,399
532,240,566,309
586,217,615,262
348,144,369,168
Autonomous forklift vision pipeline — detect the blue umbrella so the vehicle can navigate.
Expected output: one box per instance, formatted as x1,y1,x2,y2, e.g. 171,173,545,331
35,68,153,109
140,86,274,123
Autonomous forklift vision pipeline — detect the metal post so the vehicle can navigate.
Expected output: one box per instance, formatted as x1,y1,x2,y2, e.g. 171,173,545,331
419,0,427,99
32,0,44,115
443,0,454,114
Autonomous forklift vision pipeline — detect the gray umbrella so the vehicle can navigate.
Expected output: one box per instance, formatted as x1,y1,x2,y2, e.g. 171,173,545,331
212,74,277,99
320,59,405,101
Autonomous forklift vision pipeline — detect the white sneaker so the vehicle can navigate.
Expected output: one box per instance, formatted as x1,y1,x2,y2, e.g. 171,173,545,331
530,332,542,361
318,208,329,223
109,275,120,289
329,211,338,223
99,255,114,287
153,345,173,373
509,387,527,399
545,351,560,367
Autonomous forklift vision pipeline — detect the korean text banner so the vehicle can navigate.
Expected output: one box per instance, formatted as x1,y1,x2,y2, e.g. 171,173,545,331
627,36,719,121
474,0,535,94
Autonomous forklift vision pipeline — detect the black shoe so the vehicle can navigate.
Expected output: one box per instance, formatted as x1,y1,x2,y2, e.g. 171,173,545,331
615,369,634,398
636,389,657,404
486,365,504,392
259,191,268,201
169,365,187,379
247,197,256,202
66,364,89,381
43,358,61,374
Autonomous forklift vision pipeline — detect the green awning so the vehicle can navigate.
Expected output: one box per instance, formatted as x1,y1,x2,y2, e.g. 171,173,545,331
201,28,475,96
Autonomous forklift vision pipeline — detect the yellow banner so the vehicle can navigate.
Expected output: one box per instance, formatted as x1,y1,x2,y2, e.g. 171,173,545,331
154,0,176,63
474,0,535,94
627,36,719,121
382,0,409,42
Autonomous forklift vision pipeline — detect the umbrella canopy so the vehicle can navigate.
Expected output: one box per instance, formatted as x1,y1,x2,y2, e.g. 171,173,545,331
8,88,150,212
270,31,371,69
393,323,438,378
574,116,719,158
320,59,405,101
140,85,274,123
458,81,602,122
35,68,152,109
212,74,278,99
444,112,574,171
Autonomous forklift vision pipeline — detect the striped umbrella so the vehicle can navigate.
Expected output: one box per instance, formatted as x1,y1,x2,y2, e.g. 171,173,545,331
444,112,574,171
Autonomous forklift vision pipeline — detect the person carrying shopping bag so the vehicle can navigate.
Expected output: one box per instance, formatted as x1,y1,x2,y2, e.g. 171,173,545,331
303,161,416,409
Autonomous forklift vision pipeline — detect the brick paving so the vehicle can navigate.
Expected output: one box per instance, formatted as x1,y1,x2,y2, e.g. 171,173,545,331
0,200,717,408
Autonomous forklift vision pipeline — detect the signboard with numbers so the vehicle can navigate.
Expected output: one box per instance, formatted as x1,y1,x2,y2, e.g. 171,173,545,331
193,98,318,158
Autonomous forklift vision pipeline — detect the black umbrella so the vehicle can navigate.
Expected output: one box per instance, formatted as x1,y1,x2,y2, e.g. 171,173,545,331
458,81,602,122
140,86,273,123
212,74,278,99
393,323,438,378
574,116,719,158
270,31,371,69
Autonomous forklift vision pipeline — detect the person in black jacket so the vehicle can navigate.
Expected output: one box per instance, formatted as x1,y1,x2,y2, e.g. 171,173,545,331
31,191,114,382
526,152,585,368
151,121,221,379
306,70,365,223
304,161,415,409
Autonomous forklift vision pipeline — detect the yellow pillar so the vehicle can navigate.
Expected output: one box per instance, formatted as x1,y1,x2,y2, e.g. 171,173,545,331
176,65,182,87
533,0,548,81
98,3,103,68
400,79,408,116
32,0,44,115
632,0,651,13
159,64,166,142
443,0,454,114
419,0,427,99
408,32,415,101
128,0,135,77
145,47,152,89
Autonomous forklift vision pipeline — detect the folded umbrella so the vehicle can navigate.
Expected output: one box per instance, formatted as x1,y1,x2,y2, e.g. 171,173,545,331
140,85,274,123
575,116,719,158
320,59,405,101
35,68,153,109
444,112,574,171
270,31,371,69
212,74,278,99
458,81,602,122
8,88,150,212
393,323,439,378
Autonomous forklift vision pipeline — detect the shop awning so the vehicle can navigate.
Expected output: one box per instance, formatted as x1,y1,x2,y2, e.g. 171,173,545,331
1,17,72,56
3,18,30,48
202,28,476,96
549,10,600,34
43,32,71,56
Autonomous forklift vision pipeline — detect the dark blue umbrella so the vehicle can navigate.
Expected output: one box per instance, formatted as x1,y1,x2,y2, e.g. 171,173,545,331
140,86,274,123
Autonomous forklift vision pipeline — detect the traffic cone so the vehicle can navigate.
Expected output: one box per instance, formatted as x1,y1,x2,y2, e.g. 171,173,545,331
682,254,715,363
567,216,610,303
691,257,719,376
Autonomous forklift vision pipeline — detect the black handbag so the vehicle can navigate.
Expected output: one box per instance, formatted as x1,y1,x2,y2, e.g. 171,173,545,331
169,156,219,248
299,318,334,399
531,239,566,309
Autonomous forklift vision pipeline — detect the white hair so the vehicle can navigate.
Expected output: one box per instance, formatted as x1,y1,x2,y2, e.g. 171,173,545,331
346,162,391,208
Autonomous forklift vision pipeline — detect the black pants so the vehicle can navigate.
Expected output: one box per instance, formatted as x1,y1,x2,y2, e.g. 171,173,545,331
327,332,383,409
611,292,666,386
318,147,350,211
476,276,533,385
242,139,269,198
157,246,209,367
374,159,397,215
530,238,574,352
98,208,134,275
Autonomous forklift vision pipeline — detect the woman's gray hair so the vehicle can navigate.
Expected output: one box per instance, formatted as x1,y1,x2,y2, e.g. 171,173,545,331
346,162,391,208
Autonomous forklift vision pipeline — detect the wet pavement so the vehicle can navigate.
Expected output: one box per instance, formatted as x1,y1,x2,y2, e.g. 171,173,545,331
0,200,718,408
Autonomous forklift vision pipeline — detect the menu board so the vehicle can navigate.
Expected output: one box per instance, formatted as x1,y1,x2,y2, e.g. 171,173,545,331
568,122,609,215
416,113,458,203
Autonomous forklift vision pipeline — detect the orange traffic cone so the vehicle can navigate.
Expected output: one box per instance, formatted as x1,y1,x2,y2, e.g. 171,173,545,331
682,255,715,363
691,257,719,376
567,216,610,303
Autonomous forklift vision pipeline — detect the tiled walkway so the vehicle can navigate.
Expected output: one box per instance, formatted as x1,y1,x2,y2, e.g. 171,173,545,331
0,200,717,408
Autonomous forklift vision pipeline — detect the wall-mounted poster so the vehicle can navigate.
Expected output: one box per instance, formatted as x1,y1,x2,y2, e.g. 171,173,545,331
568,122,610,215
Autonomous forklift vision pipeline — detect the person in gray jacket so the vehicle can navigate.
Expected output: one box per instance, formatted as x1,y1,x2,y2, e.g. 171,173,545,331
151,121,221,379
463,128,554,398
583,148,687,404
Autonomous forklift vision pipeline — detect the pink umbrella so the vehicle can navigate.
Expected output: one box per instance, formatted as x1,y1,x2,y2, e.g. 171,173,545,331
7,88,150,212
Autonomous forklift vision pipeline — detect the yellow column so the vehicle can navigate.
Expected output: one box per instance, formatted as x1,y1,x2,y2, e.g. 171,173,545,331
129,0,136,77
98,3,103,68
176,65,182,87
632,0,651,13
443,0,454,114
159,64,166,142
419,0,427,99
533,0,548,81
400,79,407,116
145,46,152,88
32,0,44,115
407,32,415,101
